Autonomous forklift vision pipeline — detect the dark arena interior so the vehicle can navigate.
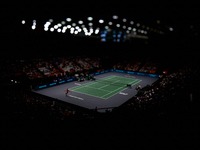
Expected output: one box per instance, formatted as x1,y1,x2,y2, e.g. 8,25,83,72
1,2,200,148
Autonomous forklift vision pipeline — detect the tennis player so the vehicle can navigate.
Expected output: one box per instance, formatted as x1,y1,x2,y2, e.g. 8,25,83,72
65,88,70,95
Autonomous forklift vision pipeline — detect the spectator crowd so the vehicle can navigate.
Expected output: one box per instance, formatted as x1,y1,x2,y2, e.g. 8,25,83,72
2,84,92,123
0,56,102,89
113,64,199,121
1,54,199,125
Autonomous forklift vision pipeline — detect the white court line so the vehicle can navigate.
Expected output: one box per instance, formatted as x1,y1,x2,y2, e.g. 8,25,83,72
98,80,120,89
70,76,142,100
101,79,142,99
68,95,84,100
101,86,125,99
129,79,142,86
70,76,116,91
108,76,138,84
75,83,81,86
97,75,116,80
84,85,111,92
70,90,106,99
131,80,142,86
100,80,139,99
113,76,139,82
70,81,99,91
84,79,140,95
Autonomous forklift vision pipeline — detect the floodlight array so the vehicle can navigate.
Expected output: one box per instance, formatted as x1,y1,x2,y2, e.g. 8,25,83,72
32,20,36,30
22,13,169,40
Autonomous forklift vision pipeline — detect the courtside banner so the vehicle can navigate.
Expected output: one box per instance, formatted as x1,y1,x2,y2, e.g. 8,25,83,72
90,69,159,78
115,69,160,78
35,69,160,90
89,69,114,76
35,77,76,90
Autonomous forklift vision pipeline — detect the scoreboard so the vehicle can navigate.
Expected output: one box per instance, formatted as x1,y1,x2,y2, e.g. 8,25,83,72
100,30,126,42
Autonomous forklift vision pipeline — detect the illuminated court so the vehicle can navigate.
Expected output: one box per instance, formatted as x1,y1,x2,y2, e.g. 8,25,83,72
69,76,141,99
33,72,159,112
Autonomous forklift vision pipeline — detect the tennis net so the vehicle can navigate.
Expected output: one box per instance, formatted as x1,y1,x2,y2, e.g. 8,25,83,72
94,78,129,87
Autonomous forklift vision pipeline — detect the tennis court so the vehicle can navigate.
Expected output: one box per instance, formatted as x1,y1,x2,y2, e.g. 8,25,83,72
69,76,141,99
33,72,159,112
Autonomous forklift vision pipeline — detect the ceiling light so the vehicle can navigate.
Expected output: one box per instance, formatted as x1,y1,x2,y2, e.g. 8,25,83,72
99,19,104,23
22,20,25,24
87,17,93,21
66,18,72,22
113,15,118,19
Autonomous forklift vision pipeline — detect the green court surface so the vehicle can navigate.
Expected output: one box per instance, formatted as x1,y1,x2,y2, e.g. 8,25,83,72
69,76,141,99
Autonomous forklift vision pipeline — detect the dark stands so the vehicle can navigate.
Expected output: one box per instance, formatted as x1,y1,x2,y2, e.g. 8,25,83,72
1,30,200,142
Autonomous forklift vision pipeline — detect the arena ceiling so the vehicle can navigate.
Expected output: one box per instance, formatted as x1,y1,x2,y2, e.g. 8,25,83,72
1,1,199,40
1,1,200,59
2,1,199,25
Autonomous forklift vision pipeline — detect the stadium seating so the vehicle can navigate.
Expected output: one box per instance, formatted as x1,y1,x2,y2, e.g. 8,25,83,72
139,61,159,73
113,59,159,74
1,54,199,126
124,61,141,71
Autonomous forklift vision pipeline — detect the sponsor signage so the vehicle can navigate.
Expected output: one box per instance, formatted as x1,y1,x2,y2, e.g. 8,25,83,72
36,69,160,90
